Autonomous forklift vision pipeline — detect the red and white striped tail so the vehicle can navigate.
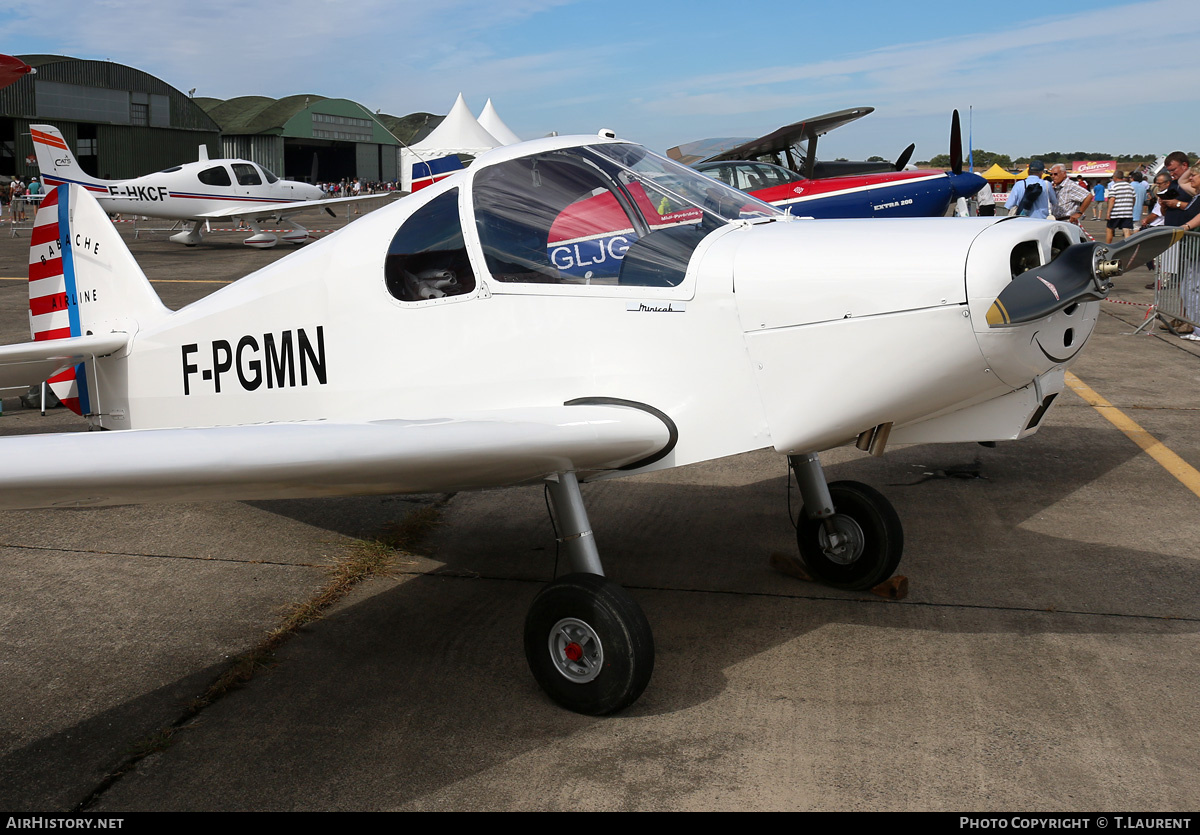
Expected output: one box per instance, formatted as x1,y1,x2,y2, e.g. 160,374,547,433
27,187,87,414
30,188,69,340
26,183,169,416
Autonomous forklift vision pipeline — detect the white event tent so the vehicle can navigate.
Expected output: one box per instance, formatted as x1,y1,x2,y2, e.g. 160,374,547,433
400,94,522,190
477,98,521,146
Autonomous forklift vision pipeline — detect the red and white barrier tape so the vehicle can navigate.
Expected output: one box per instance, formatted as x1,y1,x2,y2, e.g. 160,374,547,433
1104,297,1153,308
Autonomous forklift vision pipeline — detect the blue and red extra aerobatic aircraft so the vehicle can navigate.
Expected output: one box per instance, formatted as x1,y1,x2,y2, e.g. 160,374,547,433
669,108,985,219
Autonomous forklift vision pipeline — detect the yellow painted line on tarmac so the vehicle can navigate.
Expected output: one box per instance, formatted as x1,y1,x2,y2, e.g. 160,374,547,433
1066,371,1200,500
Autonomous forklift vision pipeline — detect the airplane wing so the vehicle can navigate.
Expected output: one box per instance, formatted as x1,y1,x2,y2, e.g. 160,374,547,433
193,192,403,221
0,403,674,510
664,137,753,166
0,332,129,393
699,107,874,164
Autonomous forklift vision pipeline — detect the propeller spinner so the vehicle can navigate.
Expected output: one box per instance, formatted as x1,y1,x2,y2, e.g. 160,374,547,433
987,227,1189,327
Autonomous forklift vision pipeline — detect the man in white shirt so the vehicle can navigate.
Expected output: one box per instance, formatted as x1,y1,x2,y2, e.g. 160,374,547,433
1048,164,1092,224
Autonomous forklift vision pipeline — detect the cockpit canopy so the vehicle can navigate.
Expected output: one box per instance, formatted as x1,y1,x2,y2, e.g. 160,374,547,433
194,162,280,188
386,142,781,301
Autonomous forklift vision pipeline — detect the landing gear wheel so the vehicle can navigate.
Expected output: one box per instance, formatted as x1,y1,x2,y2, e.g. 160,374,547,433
797,480,903,590
524,573,654,715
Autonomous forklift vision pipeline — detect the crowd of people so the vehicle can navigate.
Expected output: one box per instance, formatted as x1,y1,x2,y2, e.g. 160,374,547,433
1003,153,1199,235
0,175,42,222
1003,151,1200,341
317,178,402,199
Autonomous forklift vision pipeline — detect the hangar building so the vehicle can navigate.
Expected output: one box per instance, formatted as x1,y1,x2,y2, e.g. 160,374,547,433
196,95,403,183
0,55,220,181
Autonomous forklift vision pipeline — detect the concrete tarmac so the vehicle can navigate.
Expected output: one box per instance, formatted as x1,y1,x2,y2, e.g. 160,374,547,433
0,211,1196,811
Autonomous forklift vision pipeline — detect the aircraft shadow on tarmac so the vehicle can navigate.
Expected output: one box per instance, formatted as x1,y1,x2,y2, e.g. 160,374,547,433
3,424,1198,810
251,422,1199,623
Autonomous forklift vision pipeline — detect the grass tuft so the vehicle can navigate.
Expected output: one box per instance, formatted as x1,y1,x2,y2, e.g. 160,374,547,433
77,500,448,812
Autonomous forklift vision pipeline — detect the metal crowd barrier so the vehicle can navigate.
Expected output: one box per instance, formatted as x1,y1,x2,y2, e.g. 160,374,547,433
6,194,43,237
1139,232,1200,335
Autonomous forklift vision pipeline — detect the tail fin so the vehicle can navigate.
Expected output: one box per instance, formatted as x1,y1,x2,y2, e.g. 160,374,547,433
400,148,463,192
30,124,113,193
29,184,169,414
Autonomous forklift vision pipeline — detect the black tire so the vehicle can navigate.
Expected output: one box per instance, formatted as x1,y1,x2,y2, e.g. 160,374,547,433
797,480,904,590
524,573,654,715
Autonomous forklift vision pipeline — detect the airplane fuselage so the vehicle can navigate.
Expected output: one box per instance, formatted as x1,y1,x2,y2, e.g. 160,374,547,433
756,170,981,219
2,135,1125,718
62,137,1094,475
42,159,324,221
697,161,986,219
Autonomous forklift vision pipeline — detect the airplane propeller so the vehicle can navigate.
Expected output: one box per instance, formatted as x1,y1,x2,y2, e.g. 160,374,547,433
893,143,915,171
949,110,963,176
944,109,985,202
986,227,1189,328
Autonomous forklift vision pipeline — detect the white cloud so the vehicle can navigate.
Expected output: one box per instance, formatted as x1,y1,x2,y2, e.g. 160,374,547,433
5,0,1197,156
627,0,1200,156
1,0,578,104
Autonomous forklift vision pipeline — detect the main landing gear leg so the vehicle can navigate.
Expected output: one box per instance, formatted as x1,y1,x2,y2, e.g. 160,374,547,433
281,220,312,245
523,472,654,715
168,220,204,247
788,453,904,590
242,221,279,249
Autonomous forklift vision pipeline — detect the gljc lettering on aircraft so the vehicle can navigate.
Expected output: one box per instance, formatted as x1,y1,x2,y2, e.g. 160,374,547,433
31,123,387,248
0,132,1180,715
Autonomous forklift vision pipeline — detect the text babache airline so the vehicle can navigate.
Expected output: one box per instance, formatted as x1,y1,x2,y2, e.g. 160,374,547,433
181,326,327,395
36,233,101,261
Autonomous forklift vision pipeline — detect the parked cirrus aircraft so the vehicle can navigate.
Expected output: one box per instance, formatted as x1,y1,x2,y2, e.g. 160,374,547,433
31,124,390,248
0,133,1181,715
672,109,986,219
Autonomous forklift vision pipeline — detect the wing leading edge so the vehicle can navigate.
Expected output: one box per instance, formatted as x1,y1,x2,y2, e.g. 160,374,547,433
0,404,674,510
194,191,402,221
699,107,875,164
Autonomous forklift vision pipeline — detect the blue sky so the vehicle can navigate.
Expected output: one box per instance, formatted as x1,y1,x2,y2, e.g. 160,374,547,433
4,0,1197,163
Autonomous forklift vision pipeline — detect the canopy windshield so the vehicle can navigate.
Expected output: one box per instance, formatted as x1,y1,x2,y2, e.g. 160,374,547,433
473,143,781,288
584,143,782,224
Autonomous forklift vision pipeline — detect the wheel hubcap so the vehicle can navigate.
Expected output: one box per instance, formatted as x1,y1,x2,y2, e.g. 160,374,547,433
549,617,604,683
818,514,865,565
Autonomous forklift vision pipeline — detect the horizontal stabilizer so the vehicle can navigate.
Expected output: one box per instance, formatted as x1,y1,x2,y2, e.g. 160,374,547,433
0,405,673,510
0,332,128,392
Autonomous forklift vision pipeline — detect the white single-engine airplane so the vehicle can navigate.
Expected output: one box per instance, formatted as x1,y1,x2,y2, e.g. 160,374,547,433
31,124,390,249
0,133,1182,715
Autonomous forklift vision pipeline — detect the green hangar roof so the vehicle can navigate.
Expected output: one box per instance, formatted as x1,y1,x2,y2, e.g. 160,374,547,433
7,54,219,132
197,95,401,145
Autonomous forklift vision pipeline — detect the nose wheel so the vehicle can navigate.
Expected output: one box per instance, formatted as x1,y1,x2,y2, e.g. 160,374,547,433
790,454,904,590
796,480,904,589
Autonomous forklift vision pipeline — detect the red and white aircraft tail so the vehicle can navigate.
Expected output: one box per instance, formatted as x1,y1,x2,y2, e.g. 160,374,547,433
30,125,114,194
27,184,169,413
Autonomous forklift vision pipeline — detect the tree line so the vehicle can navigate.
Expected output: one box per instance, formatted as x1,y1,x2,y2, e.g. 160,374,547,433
917,150,1197,169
